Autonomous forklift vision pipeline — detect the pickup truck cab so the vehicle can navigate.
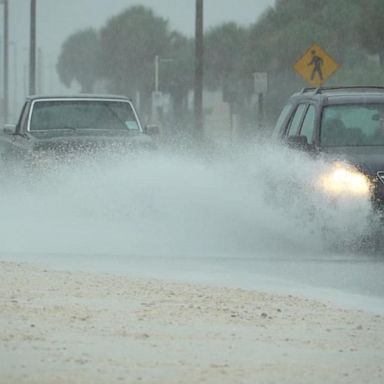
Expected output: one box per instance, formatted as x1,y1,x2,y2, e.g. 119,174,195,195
0,95,157,163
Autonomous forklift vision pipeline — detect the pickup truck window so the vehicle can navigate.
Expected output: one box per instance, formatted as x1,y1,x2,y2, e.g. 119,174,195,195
29,100,139,132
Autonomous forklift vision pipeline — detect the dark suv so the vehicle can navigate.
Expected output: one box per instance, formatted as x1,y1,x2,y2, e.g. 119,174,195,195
273,86,384,208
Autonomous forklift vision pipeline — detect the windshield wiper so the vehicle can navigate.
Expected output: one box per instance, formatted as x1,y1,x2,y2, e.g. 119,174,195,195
32,126,78,131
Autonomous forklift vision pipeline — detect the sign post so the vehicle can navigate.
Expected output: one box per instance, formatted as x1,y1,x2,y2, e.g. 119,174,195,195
253,72,268,128
294,43,339,87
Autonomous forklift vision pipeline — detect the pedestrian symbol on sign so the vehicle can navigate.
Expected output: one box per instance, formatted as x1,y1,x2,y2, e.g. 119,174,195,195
308,50,323,82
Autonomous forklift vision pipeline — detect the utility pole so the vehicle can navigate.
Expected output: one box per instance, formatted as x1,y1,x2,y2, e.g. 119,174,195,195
29,0,36,95
37,47,43,94
9,41,17,119
2,0,9,123
194,0,204,140
0,37,2,111
155,55,159,92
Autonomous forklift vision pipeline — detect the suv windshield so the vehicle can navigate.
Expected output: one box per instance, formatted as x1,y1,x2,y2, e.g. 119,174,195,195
321,103,384,147
29,100,140,132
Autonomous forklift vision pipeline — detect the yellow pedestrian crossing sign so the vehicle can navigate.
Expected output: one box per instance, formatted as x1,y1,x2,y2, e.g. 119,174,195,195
294,43,340,87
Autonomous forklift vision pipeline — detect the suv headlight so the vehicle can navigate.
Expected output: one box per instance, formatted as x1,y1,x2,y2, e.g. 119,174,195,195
317,162,371,197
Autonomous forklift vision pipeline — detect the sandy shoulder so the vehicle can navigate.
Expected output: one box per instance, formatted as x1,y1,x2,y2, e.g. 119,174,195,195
0,261,383,384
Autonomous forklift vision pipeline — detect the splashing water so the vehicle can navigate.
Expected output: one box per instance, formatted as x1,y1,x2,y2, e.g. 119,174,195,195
0,142,375,260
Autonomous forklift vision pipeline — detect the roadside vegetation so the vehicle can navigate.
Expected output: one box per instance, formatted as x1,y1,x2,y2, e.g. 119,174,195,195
56,0,384,134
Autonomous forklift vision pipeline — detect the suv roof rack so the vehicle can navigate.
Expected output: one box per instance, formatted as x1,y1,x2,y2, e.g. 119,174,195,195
299,86,384,95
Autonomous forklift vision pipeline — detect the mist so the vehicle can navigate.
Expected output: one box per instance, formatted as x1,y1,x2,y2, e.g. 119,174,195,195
2,1,384,381
0,142,373,259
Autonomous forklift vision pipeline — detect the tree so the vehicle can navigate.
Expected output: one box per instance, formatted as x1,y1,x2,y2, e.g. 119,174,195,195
356,0,384,67
204,23,248,92
243,0,366,121
57,28,101,93
161,31,194,119
99,6,170,99
246,0,360,74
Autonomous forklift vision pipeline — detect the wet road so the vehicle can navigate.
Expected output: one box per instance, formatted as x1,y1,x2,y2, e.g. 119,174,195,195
1,148,383,314
2,249,384,315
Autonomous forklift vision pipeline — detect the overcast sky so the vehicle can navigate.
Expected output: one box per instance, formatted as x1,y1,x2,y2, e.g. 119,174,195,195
2,0,275,115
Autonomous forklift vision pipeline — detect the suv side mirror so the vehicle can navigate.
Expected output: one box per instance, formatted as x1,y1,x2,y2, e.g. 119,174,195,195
286,135,310,150
144,125,160,136
3,124,16,135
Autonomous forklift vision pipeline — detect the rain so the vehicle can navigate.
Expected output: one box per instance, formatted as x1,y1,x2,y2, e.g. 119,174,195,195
1,1,384,383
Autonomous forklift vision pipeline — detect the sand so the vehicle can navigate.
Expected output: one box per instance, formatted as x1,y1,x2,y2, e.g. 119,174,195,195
0,261,383,383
